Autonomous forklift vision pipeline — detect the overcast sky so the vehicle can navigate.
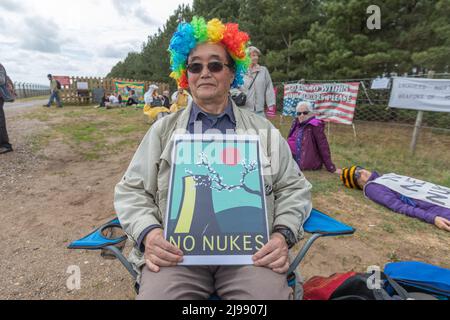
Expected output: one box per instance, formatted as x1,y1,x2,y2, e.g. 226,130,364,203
0,0,192,85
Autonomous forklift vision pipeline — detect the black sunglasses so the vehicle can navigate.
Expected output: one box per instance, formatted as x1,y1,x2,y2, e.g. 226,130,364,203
186,61,232,74
296,111,310,116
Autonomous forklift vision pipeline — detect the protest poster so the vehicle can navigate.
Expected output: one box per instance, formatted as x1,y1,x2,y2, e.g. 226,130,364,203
367,173,450,209
114,80,145,102
283,82,360,125
165,134,269,265
371,77,391,90
389,78,450,112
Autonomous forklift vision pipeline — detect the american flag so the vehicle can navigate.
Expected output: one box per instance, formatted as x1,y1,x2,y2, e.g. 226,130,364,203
282,82,360,125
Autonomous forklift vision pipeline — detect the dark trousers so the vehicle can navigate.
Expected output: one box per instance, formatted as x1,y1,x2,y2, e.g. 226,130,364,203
0,98,12,148
126,98,138,106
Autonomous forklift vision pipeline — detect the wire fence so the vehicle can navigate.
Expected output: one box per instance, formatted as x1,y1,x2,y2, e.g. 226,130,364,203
273,72,450,131
272,72,450,156
13,82,50,99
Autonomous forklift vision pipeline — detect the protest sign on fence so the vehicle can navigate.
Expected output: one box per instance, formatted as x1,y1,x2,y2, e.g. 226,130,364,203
389,78,450,112
371,77,391,90
283,82,360,125
165,134,269,265
114,80,145,102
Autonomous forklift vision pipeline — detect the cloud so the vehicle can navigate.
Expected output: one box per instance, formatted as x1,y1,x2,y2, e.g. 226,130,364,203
111,0,141,13
0,0,24,12
0,0,192,84
100,43,138,59
111,0,159,26
20,17,63,53
134,10,159,25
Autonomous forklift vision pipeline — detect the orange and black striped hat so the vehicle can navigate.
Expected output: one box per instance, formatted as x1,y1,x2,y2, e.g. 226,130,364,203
340,166,363,190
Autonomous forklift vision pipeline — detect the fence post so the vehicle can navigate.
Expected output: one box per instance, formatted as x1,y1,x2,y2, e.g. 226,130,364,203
409,70,434,155
409,111,423,155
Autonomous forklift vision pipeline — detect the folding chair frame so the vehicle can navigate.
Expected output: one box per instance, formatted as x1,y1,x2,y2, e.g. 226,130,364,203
68,208,355,297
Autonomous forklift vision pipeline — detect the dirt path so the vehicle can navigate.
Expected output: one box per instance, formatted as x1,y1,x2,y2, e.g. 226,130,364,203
1,102,136,299
0,101,448,300
4,99,49,111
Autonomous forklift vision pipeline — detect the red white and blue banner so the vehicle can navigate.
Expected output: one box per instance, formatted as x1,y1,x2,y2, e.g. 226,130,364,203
283,82,360,125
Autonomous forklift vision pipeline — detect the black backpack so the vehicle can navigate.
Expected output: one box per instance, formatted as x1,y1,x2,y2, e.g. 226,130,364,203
56,80,62,90
330,272,437,300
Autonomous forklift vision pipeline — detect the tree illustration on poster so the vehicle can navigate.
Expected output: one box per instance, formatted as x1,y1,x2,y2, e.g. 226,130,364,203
166,136,269,263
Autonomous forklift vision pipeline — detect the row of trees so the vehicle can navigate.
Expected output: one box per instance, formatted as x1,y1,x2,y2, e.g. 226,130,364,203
108,0,450,87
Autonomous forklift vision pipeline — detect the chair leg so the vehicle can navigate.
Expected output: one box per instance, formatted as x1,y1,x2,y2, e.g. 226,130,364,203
104,245,138,280
288,233,323,275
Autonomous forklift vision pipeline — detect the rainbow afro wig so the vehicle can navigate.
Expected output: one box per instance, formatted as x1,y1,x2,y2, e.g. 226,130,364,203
168,16,251,89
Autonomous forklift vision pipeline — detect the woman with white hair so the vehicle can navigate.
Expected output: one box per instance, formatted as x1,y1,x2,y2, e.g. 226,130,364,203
239,46,276,117
287,101,340,174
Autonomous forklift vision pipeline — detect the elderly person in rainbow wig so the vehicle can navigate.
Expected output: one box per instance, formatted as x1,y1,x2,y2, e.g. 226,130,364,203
287,101,340,174
114,17,312,300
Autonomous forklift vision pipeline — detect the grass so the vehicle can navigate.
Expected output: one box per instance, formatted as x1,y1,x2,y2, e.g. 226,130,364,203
14,95,48,103
270,115,450,266
21,107,450,270
22,105,149,160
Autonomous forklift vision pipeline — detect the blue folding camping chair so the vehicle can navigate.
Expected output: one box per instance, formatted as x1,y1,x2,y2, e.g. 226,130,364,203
68,208,355,299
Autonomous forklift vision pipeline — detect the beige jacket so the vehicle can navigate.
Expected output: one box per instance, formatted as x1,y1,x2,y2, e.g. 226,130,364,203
241,65,276,113
114,100,312,275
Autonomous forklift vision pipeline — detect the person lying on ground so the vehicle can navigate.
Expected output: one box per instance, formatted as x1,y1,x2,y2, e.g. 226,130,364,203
340,165,450,232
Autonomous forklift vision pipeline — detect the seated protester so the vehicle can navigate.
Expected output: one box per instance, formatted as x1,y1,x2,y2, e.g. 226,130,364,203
144,85,157,106
97,93,108,108
114,16,312,300
118,94,123,105
170,87,193,113
126,90,139,106
340,166,450,232
105,93,123,109
150,90,163,107
143,85,170,122
287,101,339,174
109,93,119,104
161,90,171,108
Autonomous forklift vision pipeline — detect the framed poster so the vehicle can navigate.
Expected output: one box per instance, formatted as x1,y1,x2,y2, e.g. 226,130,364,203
164,134,269,265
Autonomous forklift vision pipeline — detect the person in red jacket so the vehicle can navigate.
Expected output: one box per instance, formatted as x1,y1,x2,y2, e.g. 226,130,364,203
287,101,340,174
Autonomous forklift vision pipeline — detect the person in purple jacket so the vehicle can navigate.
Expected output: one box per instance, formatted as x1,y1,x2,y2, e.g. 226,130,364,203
340,165,450,232
287,101,340,174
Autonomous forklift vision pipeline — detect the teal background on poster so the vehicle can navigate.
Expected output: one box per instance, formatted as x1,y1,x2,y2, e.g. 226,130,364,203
169,139,263,221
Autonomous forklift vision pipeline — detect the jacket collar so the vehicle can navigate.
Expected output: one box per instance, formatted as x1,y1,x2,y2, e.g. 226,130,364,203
176,97,246,131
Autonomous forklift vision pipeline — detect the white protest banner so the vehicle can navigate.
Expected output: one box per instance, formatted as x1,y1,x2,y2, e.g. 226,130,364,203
366,173,450,209
283,82,360,125
77,82,89,90
389,78,450,112
371,77,391,90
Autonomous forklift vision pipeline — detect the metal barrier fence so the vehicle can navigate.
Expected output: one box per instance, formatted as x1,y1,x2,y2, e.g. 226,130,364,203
13,82,50,99
57,77,169,105
273,72,450,155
